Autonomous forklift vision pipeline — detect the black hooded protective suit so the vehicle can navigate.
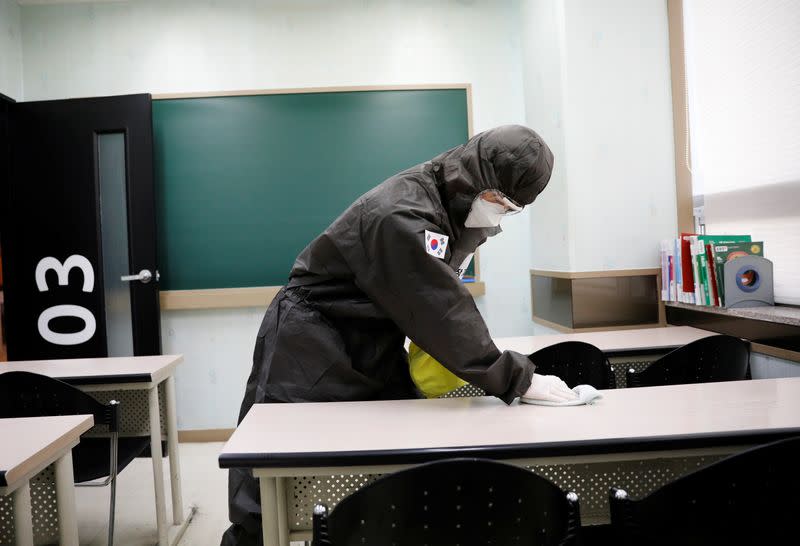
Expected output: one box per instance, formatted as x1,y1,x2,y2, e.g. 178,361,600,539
222,125,554,545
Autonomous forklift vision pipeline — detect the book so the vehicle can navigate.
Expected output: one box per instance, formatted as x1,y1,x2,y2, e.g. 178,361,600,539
674,237,683,302
660,239,674,301
689,236,705,305
709,243,721,306
713,241,764,306
668,243,676,301
705,244,720,307
697,240,713,306
660,240,669,301
695,235,751,306
680,233,697,302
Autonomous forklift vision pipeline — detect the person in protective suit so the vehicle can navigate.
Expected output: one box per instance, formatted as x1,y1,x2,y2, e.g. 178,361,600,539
221,124,576,546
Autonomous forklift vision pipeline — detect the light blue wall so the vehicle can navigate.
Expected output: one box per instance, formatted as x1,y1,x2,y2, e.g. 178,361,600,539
751,352,800,379
520,0,677,272
0,0,22,99
520,0,572,271
163,308,264,430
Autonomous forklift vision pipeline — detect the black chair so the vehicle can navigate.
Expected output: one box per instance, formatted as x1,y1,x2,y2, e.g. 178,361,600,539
626,335,750,388
528,341,616,389
312,458,582,546
0,371,150,546
609,435,800,545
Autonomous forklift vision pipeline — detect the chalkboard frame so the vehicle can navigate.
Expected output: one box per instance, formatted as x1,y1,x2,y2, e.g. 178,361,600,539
153,84,484,310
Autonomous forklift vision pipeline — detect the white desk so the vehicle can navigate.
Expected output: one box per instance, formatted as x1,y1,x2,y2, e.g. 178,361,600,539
494,325,714,355
488,326,716,391
1,415,94,546
0,355,186,546
221,377,800,546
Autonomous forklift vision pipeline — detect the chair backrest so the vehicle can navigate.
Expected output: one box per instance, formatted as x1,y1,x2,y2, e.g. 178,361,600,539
315,458,581,546
626,335,749,388
0,371,116,430
528,341,615,389
609,435,800,545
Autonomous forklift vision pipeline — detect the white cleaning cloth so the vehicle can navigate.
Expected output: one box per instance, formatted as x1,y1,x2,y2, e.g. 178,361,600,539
520,384,602,406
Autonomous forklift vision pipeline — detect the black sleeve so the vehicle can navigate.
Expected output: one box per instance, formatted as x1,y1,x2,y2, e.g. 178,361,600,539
349,199,534,404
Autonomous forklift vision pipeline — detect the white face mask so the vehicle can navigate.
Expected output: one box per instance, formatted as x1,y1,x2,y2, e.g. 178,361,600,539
464,191,523,228
464,198,508,228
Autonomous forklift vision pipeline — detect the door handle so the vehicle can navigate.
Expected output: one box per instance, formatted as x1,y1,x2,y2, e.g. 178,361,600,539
121,269,153,284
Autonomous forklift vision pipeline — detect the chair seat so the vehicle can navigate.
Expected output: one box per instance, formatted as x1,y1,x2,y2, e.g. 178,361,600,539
314,458,583,545
73,436,151,483
626,335,750,388
529,341,616,389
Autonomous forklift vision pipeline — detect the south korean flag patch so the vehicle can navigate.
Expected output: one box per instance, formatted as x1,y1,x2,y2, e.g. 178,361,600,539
424,230,448,259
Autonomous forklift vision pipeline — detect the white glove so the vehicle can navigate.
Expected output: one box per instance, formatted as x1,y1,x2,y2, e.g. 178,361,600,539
522,374,579,403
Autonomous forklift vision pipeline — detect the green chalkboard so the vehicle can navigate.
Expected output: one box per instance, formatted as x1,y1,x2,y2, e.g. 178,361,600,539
152,88,470,290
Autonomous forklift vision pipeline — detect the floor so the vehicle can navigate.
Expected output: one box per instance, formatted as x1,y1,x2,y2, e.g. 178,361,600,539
76,442,234,546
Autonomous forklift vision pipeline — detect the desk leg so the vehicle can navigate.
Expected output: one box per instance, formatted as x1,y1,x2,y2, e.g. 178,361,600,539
149,386,169,546
259,477,280,546
54,451,79,546
12,482,34,546
276,478,289,546
164,375,184,524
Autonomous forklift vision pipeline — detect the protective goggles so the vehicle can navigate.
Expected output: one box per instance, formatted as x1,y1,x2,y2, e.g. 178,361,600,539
464,190,523,228
476,189,523,214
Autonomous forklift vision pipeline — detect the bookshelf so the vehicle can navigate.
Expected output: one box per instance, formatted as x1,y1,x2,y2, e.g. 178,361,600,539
665,301,800,362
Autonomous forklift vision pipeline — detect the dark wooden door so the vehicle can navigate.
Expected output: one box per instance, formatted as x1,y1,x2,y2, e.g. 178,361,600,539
2,94,161,359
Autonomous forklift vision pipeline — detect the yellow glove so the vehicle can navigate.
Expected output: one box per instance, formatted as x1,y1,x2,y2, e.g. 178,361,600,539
408,342,467,398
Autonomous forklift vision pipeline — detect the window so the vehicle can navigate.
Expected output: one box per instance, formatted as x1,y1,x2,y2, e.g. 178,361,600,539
683,0,800,304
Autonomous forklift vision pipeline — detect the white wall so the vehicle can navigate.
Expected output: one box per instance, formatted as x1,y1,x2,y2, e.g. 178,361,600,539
561,0,677,271
18,0,534,429
162,307,265,430
520,0,571,271
0,0,23,99
20,0,527,131
522,0,677,272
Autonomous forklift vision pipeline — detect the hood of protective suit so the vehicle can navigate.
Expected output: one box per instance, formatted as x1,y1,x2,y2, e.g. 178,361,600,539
429,124,554,254
431,124,554,216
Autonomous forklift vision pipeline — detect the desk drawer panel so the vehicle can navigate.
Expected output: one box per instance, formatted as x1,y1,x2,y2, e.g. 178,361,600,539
530,455,725,525
0,464,58,546
283,453,726,532
288,474,381,532
86,384,167,437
